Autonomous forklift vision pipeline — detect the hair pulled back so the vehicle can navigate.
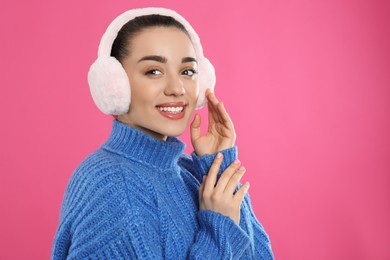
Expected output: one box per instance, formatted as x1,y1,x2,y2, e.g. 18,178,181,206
111,14,190,62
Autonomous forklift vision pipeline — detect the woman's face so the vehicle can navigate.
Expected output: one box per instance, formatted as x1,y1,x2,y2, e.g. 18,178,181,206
117,27,199,140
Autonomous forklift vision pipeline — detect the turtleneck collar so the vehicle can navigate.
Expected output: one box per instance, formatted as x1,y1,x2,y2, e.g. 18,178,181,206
101,120,186,169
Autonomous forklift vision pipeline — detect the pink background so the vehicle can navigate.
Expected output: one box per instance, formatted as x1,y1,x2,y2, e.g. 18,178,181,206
1,0,389,259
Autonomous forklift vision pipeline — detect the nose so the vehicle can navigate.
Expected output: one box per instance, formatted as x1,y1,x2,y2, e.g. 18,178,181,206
164,73,185,96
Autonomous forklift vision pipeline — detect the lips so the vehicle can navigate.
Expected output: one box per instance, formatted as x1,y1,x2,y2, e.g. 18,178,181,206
156,101,186,120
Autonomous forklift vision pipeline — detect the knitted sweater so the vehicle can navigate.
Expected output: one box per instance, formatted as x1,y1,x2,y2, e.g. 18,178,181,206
52,120,273,259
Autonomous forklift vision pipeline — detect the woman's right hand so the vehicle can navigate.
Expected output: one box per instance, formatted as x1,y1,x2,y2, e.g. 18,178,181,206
198,152,250,225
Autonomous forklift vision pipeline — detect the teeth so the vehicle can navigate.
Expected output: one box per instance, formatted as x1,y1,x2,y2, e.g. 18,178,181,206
158,106,184,113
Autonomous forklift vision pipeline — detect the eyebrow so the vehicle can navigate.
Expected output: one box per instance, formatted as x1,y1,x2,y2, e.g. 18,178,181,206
182,57,198,64
137,55,197,64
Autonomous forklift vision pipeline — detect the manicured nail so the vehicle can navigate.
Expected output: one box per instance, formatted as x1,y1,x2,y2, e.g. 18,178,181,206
239,166,246,172
216,152,222,159
245,182,250,189
234,159,241,165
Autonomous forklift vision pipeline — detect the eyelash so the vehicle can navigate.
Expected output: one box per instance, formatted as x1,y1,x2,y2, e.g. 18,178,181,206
145,68,198,76
182,69,198,76
145,69,162,76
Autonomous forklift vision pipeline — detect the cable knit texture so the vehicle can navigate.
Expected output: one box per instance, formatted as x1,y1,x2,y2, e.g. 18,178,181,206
52,120,274,259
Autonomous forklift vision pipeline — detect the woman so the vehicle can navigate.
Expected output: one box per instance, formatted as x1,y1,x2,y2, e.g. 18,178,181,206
52,7,273,259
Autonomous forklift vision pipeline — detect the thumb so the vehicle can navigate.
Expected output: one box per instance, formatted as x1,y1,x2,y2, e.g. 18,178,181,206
190,114,201,142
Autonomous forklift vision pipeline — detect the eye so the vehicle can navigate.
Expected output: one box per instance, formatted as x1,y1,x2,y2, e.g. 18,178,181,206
145,69,162,76
182,69,198,76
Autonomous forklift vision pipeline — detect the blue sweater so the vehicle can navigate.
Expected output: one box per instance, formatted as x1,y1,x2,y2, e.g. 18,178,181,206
52,120,273,259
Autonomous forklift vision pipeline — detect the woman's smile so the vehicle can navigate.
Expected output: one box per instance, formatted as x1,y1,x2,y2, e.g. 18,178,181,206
156,101,187,120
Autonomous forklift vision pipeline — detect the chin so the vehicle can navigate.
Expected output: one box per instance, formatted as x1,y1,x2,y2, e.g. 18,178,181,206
158,125,186,137
162,129,185,138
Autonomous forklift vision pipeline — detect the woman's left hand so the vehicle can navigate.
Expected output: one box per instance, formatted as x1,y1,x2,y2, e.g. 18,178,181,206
190,89,236,156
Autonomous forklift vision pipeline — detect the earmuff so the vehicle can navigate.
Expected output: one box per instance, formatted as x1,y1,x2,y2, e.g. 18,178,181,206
88,7,216,115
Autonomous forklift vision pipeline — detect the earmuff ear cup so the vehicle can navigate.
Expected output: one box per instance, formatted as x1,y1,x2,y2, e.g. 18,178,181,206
88,57,131,115
196,57,216,109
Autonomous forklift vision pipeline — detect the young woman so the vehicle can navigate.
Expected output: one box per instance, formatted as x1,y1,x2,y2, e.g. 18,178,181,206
52,7,273,259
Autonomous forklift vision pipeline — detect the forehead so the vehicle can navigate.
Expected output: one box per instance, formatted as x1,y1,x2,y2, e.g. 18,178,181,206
129,27,196,59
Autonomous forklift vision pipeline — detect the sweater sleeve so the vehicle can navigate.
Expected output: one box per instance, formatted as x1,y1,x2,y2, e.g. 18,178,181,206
188,210,251,259
190,146,238,183
182,147,274,259
240,191,274,259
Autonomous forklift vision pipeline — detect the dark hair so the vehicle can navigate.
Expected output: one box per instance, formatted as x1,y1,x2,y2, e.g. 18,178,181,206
111,14,190,62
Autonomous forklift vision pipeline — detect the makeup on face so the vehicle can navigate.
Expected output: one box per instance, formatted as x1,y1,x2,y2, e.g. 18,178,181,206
117,27,200,140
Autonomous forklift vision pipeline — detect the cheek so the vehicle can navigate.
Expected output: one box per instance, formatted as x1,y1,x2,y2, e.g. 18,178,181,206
186,81,200,104
130,78,161,103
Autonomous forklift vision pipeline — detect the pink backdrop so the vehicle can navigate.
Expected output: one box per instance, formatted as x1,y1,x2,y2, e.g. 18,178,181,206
1,0,389,259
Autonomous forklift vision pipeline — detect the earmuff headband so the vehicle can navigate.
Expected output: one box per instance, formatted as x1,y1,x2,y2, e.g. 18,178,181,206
88,7,216,115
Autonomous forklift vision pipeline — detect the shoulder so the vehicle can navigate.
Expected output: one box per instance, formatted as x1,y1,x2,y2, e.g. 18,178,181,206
74,148,123,177
63,147,161,215
60,148,127,215
65,149,124,196
65,147,158,203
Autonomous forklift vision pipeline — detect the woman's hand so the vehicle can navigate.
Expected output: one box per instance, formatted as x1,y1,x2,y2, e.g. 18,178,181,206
190,89,236,156
199,153,249,225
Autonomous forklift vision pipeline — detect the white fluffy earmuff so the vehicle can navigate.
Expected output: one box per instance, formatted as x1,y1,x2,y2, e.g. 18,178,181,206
88,7,216,115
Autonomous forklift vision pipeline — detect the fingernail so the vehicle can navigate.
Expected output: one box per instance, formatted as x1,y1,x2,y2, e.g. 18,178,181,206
239,166,246,172
234,159,241,165
245,182,250,189
216,152,222,159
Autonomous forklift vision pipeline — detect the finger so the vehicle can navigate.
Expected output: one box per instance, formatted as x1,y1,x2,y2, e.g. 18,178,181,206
190,114,202,142
206,89,223,124
198,176,206,208
204,152,223,193
224,166,246,195
207,91,224,123
233,182,250,205
217,102,235,131
199,176,206,196
207,94,219,125
201,176,207,193
214,159,241,193
207,88,220,106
